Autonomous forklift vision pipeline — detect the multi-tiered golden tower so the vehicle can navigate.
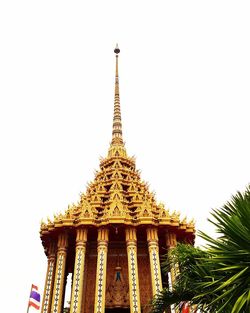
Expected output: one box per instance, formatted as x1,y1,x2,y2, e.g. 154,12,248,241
40,46,195,313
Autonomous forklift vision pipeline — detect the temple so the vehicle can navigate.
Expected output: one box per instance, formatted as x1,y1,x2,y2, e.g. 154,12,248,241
40,45,195,313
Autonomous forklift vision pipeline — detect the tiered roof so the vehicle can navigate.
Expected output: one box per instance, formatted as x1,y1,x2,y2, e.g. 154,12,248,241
40,46,195,241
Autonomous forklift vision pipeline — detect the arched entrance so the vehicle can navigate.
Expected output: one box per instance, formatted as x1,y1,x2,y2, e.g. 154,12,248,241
105,308,130,313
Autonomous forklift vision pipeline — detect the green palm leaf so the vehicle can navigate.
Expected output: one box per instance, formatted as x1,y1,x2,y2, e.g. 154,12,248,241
151,185,250,313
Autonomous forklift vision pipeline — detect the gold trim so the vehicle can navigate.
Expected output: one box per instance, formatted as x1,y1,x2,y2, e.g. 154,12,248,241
70,228,88,313
41,241,56,313
147,228,163,296
125,227,141,313
50,233,68,313
94,228,109,313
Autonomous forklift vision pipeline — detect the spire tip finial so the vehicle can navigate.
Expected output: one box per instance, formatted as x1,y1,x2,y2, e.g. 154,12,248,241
114,44,120,54
110,43,123,147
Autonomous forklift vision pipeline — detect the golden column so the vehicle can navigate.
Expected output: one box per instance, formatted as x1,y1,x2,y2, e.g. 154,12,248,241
146,227,163,296
125,227,141,313
41,241,57,313
94,228,109,313
165,231,178,288
70,228,88,313
50,232,68,313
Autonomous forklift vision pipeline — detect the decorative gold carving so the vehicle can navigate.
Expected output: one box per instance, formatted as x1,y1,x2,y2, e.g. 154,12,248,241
166,232,177,249
51,233,68,313
146,227,158,243
105,251,129,309
106,261,129,308
40,46,195,246
40,137,195,237
146,228,162,296
70,228,88,313
125,228,141,313
41,241,56,313
39,47,195,313
125,227,137,244
97,227,109,243
94,228,109,313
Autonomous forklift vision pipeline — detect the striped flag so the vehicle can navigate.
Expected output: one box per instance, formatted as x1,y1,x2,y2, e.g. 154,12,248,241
28,284,41,310
181,302,190,313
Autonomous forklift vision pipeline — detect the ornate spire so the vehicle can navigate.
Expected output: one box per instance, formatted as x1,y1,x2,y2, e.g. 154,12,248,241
111,44,123,145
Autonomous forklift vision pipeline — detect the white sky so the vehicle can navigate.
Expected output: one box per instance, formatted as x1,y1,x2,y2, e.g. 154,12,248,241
0,1,250,312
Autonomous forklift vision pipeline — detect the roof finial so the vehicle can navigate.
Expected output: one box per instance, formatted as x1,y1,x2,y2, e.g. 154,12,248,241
111,44,123,145
114,43,120,54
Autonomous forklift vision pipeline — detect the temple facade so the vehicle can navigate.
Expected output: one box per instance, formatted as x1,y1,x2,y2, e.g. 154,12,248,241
40,46,195,313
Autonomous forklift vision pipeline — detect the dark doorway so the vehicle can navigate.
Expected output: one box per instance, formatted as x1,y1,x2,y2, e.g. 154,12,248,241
105,309,130,313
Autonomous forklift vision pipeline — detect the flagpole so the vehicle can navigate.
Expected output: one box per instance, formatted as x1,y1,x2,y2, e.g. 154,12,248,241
26,284,32,313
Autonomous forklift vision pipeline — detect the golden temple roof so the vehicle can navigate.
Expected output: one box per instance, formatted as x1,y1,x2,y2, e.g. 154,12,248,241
40,46,195,237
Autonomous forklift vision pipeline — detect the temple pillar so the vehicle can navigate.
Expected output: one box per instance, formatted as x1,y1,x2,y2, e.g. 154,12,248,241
94,228,109,313
125,227,141,313
146,227,163,296
41,241,57,313
50,232,68,313
165,231,178,287
70,228,88,313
